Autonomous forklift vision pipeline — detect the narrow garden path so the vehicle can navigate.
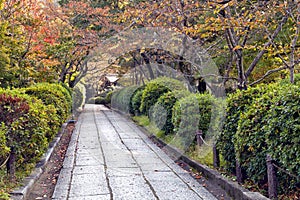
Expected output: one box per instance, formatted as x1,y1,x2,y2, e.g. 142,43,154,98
52,104,217,200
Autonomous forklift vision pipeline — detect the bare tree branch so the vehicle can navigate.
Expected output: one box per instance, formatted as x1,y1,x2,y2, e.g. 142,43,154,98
249,66,288,86
245,13,289,78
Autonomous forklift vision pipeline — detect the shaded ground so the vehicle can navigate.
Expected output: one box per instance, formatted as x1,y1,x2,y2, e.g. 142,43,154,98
25,124,74,200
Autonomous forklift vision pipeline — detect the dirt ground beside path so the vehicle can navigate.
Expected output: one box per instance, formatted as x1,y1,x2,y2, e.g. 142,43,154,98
25,124,73,200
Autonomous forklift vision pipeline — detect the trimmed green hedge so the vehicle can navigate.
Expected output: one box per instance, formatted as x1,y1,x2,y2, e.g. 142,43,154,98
172,93,216,147
151,90,190,135
0,89,50,169
147,76,187,91
24,83,72,122
111,86,140,113
0,82,72,181
217,84,269,173
140,77,187,115
234,83,282,183
219,82,300,194
140,82,170,115
263,84,300,192
130,85,145,115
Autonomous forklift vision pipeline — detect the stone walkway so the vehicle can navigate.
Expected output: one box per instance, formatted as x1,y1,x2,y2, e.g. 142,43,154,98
52,104,217,200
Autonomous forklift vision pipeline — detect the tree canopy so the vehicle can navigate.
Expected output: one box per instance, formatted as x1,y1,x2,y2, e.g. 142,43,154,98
0,0,299,90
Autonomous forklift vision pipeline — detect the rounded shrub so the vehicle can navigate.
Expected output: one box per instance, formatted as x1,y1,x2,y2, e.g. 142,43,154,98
24,83,72,122
95,96,108,104
58,83,73,104
172,93,216,148
151,90,190,135
148,76,187,91
87,96,104,104
140,83,170,115
140,77,187,115
111,86,140,113
130,85,145,115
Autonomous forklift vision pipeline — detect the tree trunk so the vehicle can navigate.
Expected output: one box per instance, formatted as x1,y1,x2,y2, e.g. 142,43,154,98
7,147,16,182
141,52,155,79
236,49,247,90
290,66,294,84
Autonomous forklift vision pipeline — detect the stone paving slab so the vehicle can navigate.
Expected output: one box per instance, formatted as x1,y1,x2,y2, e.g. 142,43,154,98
69,173,109,197
52,104,217,200
68,194,111,200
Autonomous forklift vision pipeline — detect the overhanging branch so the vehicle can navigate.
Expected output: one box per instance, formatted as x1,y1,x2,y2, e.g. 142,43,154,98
249,66,288,86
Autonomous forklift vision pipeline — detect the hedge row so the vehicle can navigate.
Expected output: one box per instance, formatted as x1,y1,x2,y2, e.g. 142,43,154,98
111,86,140,113
218,80,300,193
0,83,72,178
111,77,218,146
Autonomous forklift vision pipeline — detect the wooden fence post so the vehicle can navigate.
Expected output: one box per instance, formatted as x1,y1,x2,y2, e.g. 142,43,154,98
236,159,243,184
213,144,220,168
195,130,203,146
267,154,278,199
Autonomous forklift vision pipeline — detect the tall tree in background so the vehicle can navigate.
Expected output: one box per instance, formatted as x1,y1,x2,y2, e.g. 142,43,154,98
43,0,125,88
1,0,299,89
0,0,119,88
119,0,300,90
207,0,298,89
0,0,33,88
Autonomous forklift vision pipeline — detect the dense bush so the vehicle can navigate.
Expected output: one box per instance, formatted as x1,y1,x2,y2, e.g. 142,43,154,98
59,83,73,103
234,83,282,183
130,85,145,115
151,90,190,134
147,76,187,91
111,86,140,113
24,83,72,140
220,82,300,194
0,89,51,171
24,83,72,122
172,93,216,148
139,83,170,115
87,90,113,105
0,82,73,182
95,96,108,104
264,84,300,192
140,77,187,115
217,84,269,173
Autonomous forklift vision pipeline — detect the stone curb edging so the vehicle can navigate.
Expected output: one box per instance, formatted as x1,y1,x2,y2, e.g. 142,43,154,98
9,123,68,200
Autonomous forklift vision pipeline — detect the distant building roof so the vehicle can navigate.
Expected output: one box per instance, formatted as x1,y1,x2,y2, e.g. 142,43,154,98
105,74,119,83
